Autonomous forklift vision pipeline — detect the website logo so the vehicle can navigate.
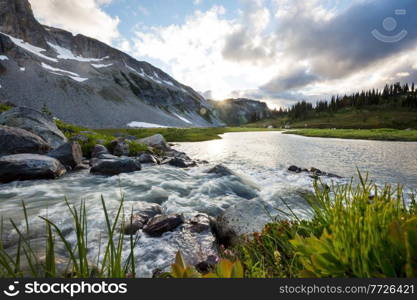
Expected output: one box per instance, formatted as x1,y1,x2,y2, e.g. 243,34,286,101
3,281,20,297
372,9,408,43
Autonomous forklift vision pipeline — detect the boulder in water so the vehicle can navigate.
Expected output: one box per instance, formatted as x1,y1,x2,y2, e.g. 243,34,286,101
0,125,51,155
123,214,149,235
0,154,66,183
168,157,196,168
0,107,67,149
143,214,185,237
48,142,82,169
205,164,235,177
212,199,275,247
185,214,212,234
90,157,141,176
126,201,163,218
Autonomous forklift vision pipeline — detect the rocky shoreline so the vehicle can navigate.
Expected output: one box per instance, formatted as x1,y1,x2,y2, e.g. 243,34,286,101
0,106,343,276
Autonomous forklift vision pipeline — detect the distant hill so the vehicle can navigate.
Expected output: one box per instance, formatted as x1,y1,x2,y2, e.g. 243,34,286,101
208,98,271,126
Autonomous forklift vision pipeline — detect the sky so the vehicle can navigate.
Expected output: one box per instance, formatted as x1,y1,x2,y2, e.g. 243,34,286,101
29,0,417,109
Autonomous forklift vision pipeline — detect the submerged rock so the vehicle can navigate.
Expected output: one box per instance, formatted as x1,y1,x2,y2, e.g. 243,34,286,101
127,201,163,218
185,214,212,234
0,125,51,155
123,202,164,234
123,214,149,235
212,199,275,247
90,157,141,176
168,157,196,168
48,142,82,169
143,214,185,237
205,164,235,177
0,154,66,183
0,107,67,149
288,165,342,178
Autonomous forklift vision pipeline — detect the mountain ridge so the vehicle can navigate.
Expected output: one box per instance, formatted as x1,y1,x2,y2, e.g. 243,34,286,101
0,0,223,128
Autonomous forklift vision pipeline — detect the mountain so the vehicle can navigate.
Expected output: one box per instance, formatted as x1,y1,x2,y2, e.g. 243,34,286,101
208,98,271,126
0,0,223,128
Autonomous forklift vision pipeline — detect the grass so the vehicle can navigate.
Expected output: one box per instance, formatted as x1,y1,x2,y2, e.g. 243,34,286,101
0,197,138,278
248,107,417,130
231,174,417,278
284,128,417,142
55,120,279,148
96,127,279,143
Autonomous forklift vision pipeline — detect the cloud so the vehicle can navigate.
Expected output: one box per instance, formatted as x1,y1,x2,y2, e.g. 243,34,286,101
29,0,121,45
138,5,150,16
222,0,276,64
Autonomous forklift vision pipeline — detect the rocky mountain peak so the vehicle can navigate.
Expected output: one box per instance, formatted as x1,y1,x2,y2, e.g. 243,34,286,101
0,0,48,47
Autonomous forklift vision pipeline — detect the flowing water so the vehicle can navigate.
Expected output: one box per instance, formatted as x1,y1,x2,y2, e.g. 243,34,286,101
1,131,416,276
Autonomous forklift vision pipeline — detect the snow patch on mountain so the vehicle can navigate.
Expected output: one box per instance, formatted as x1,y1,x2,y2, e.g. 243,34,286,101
42,63,88,82
0,32,58,62
173,113,192,124
92,63,113,68
127,121,168,128
47,42,108,62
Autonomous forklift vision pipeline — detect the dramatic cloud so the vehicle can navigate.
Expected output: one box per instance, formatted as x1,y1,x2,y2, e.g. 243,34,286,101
132,6,278,100
29,0,122,45
249,0,417,98
222,0,276,64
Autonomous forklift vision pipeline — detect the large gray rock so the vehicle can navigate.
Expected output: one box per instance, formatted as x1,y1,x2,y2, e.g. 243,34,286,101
0,154,66,183
0,125,51,155
47,142,82,169
137,134,170,151
212,199,276,247
143,214,185,237
0,107,67,149
91,144,109,158
111,138,129,157
90,157,141,176
138,153,159,164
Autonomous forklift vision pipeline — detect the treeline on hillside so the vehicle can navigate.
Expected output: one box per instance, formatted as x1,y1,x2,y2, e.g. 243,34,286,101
271,82,417,120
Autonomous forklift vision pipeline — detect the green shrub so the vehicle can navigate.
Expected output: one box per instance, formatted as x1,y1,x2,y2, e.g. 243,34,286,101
234,174,417,278
0,103,12,113
291,176,417,278
127,141,148,156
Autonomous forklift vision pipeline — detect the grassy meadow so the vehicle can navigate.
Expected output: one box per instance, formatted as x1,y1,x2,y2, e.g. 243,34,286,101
284,128,417,142
248,108,417,130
